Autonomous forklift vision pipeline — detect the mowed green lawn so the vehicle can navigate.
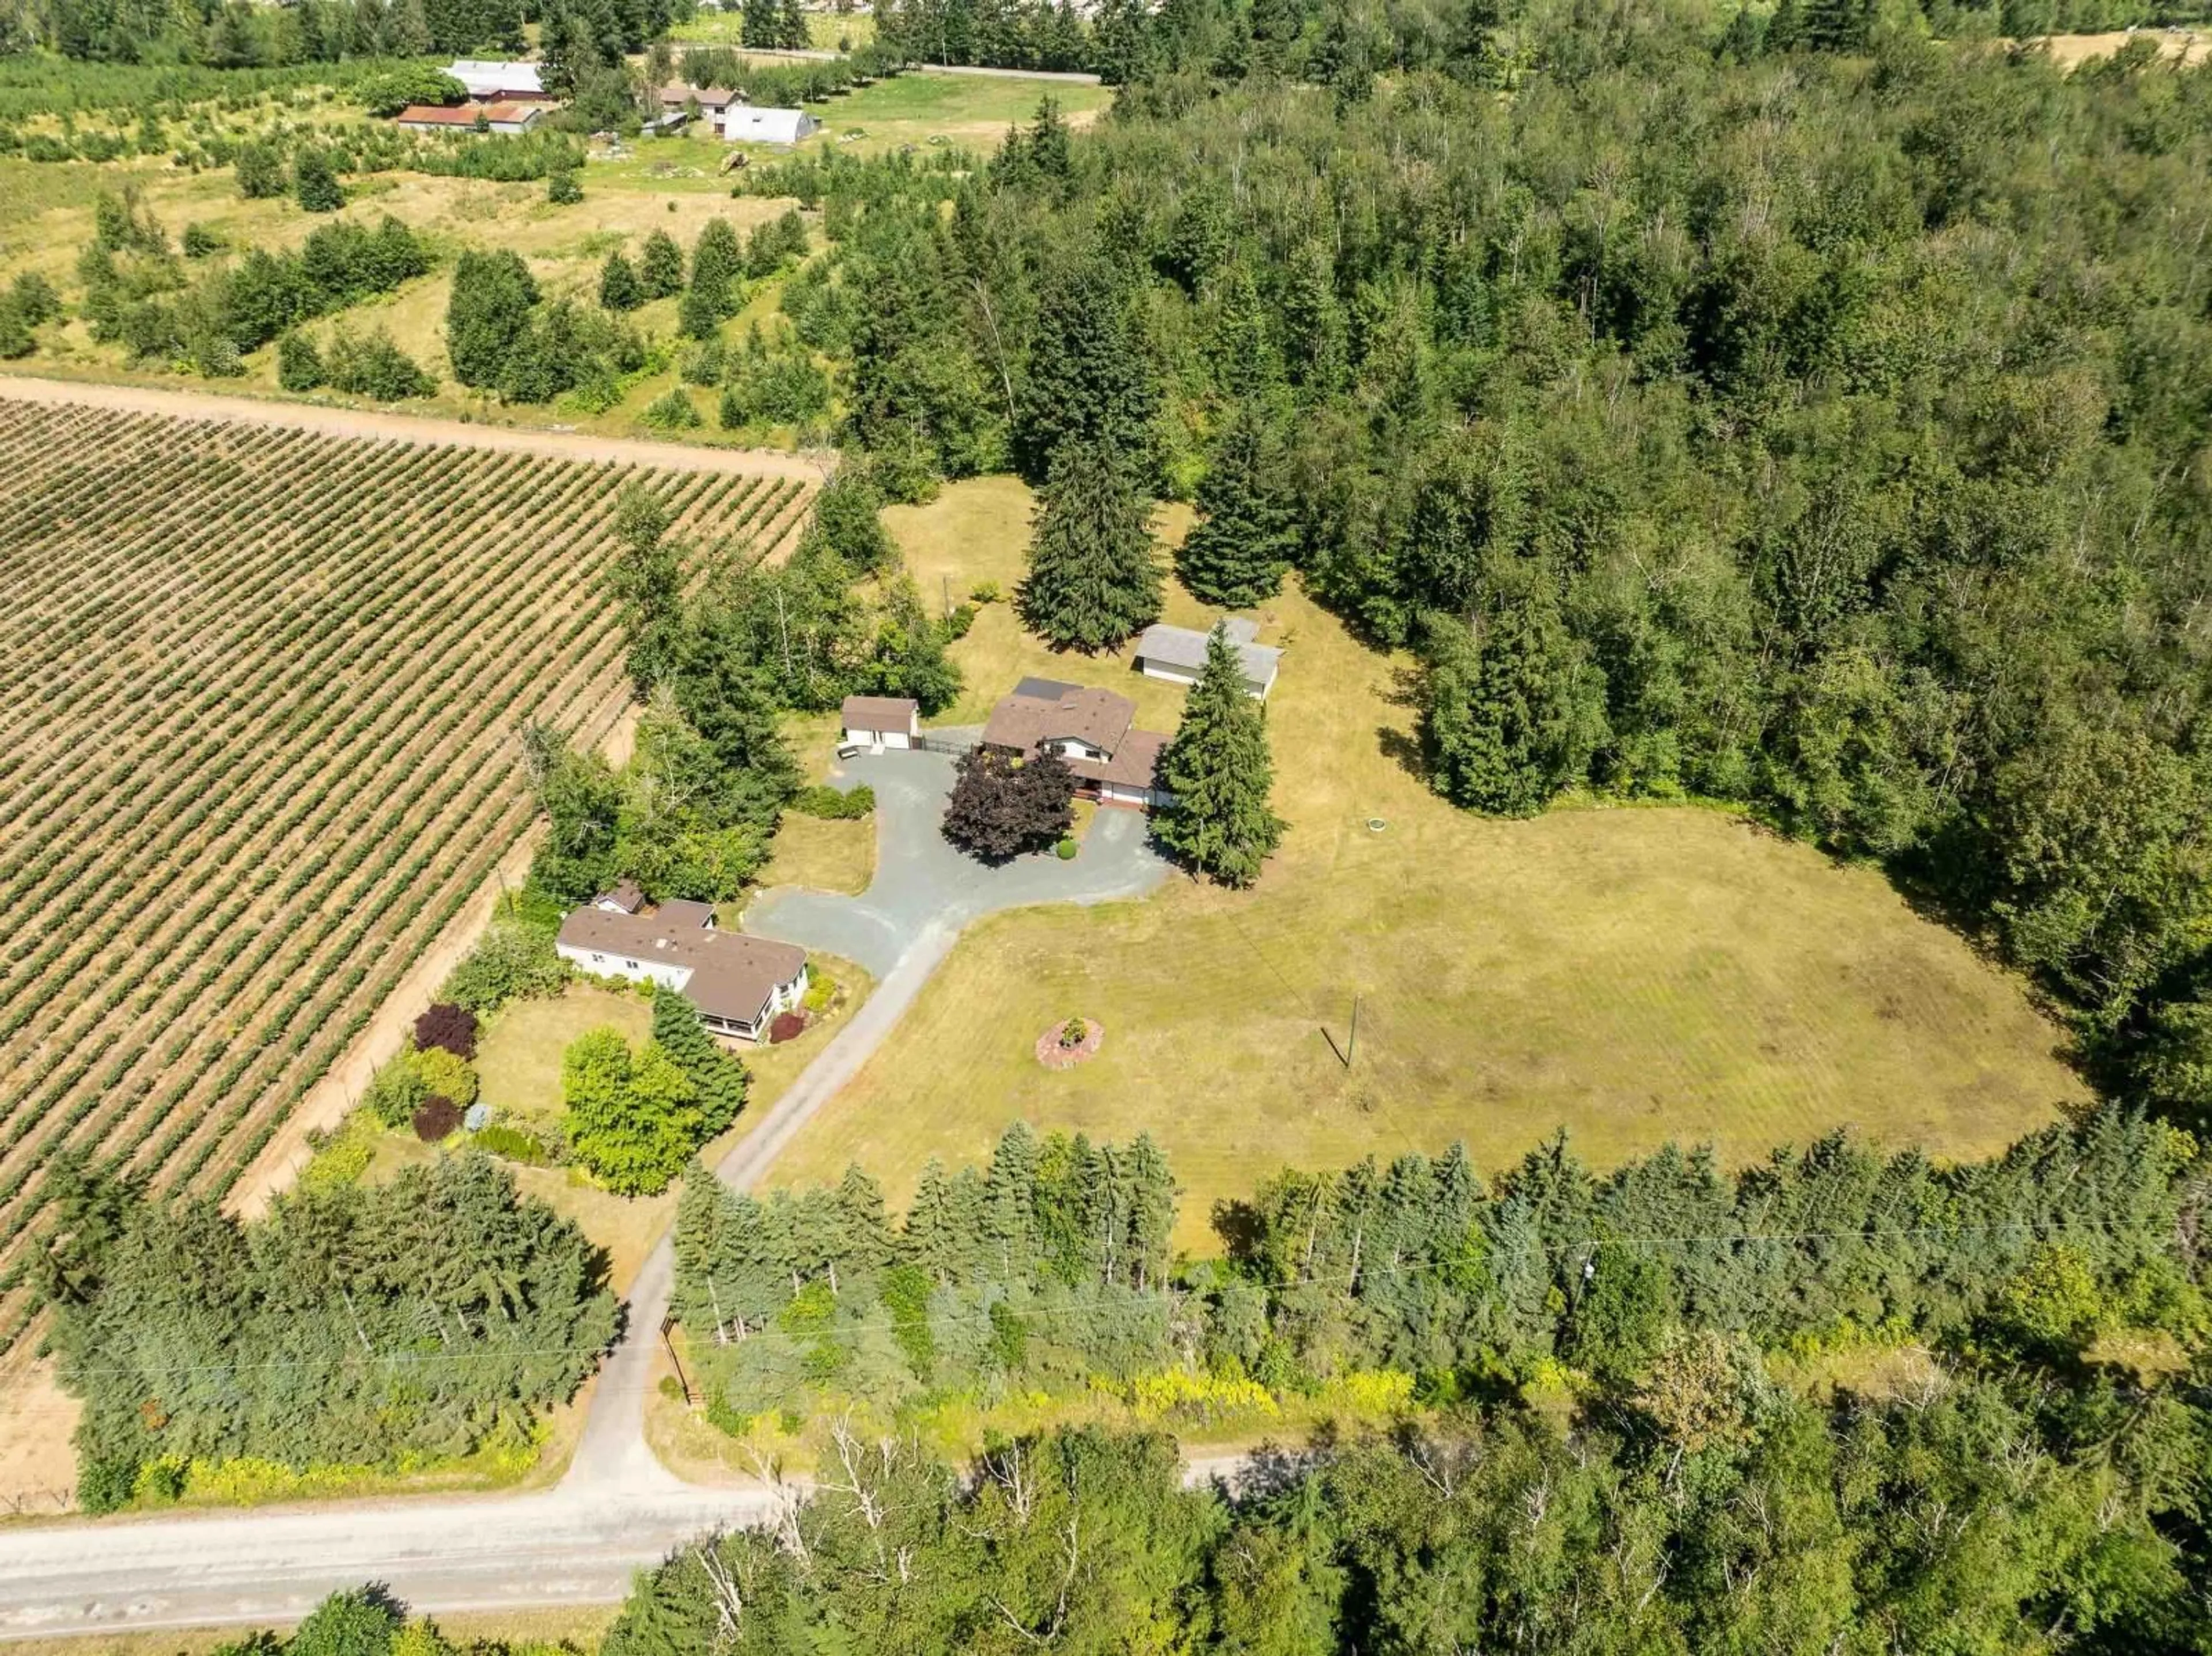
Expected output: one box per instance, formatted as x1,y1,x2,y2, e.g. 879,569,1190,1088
769,480,2088,1249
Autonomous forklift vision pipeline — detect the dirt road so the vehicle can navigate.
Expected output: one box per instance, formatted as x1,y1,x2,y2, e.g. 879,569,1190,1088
0,374,834,479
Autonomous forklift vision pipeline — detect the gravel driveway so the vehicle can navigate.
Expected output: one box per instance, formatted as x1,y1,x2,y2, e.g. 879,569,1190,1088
740,742,1171,976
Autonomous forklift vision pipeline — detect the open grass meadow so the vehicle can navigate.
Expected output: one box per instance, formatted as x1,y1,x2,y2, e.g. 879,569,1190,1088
770,480,2088,1249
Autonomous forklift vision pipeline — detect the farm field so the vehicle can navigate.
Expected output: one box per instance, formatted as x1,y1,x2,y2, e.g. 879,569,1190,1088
767,480,2090,1248
0,392,816,1350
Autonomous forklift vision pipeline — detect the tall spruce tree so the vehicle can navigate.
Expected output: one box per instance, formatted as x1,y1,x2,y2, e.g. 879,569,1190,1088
1013,258,1158,484
1176,400,1293,608
1154,625,1286,886
1018,441,1162,651
650,989,748,1136
608,484,682,694
1419,594,1608,818
598,249,643,312
638,228,685,298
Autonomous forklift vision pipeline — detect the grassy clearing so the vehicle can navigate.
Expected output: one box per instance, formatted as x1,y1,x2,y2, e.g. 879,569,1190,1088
757,810,876,895
799,70,1111,154
476,984,655,1127
770,480,2085,1249
668,10,878,47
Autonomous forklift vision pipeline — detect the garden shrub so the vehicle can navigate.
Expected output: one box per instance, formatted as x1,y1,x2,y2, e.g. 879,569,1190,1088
791,783,873,819
769,1010,805,1043
441,916,567,1012
413,1045,478,1110
414,1002,478,1060
412,1096,462,1142
801,970,837,1014
642,385,702,429
1055,838,1077,859
472,1121,554,1165
363,1052,429,1128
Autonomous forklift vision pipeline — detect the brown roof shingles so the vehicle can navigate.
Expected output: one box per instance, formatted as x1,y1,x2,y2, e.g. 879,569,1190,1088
981,685,1138,756
556,908,805,1025
842,695,918,730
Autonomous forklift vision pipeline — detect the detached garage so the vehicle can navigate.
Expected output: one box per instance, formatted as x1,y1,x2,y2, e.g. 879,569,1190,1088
1134,616,1282,699
841,695,918,752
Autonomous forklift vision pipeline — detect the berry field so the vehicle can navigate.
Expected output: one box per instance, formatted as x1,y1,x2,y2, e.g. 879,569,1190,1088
0,396,815,1347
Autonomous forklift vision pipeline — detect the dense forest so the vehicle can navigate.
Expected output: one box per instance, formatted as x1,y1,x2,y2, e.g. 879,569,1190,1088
652,1113,2212,1649
38,1153,615,1509
726,9,2212,1124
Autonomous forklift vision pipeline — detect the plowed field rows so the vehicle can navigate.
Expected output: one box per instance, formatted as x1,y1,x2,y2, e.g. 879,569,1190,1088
0,399,816,1346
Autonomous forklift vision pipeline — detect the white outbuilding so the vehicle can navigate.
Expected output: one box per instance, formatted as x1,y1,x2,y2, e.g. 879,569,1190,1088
1133,616,1282,699
841,695,918,752
718,104,820,145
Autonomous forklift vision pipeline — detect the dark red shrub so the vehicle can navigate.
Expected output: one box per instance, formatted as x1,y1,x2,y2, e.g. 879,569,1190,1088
412,1095,461,1142
414,1002,478,1060
768,1011,806,1044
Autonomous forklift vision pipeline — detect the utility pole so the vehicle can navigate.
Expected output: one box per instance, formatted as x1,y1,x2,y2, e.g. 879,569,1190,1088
1347,994,1361,1068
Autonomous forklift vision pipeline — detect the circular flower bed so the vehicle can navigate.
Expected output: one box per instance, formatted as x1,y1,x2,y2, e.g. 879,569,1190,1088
1035,1017,1104,1070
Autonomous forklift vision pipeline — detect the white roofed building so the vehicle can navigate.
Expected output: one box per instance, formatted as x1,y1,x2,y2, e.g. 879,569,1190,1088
718,104,820,145
446,59,548,101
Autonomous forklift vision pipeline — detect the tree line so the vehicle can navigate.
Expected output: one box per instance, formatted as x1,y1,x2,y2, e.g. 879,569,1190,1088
671,1108,2209,1431
740,8,2212,1129
39,1152,615,1510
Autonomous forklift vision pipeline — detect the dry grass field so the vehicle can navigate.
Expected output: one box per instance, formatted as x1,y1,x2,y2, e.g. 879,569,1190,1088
0,394,815,1348
770,480,2087,1248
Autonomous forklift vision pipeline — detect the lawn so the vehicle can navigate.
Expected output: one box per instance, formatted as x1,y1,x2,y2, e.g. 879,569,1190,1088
798,70,1111,156
757,810,876,895
767,479,2088,1250
476,985,655,1126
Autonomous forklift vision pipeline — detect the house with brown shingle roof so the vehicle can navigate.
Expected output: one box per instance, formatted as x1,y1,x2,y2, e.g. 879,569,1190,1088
556,895,807,1041
394,100,544,134
980,677,1173,809
657,84,740,113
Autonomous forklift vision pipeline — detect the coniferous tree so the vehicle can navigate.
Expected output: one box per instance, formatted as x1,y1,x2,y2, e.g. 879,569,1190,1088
639,228,685,298
651,990,749,1136
599,250,644,313
982,1121,1041,1283
293,149,344,213
1013,258,1157,483
445,249,539,388
689,219,744,319
1176,400,1293,608
1154,625,1286,886
608,484,683,694
1419,595,1608,818
1018,441,1162,651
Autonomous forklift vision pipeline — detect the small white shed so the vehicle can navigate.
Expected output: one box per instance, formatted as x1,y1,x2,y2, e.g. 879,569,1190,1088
842,695,919,751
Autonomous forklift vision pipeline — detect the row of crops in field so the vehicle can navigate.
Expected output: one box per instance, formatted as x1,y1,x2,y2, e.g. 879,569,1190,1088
0,399,817,1349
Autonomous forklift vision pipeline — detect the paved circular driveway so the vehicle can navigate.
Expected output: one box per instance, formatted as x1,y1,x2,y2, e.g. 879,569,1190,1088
740,743,1172,976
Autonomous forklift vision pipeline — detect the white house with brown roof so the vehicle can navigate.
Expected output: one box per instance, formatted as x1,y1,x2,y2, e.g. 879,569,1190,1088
980,677,1173,809
840,695,918,752
395,100,544,134
556,895,807,1041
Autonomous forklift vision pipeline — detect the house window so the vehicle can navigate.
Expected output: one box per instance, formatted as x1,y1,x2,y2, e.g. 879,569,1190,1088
592,953,605,965
624,958,639,971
